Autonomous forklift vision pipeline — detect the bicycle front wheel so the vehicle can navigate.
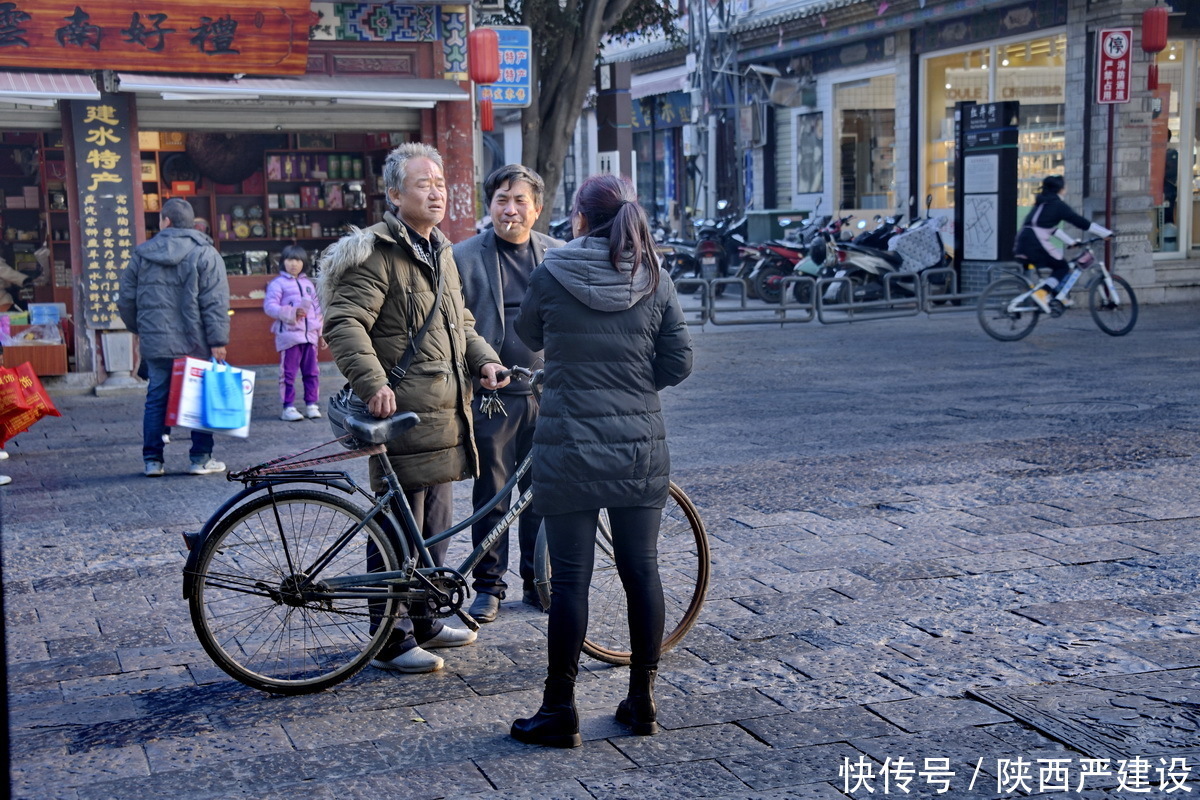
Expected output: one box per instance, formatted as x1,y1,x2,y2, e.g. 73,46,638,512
978,276,1039,341
534,482,710,665
1089,275,1138,336
189,489,401,694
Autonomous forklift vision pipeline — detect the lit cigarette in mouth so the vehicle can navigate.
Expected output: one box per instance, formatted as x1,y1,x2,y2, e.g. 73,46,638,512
506,222,514,232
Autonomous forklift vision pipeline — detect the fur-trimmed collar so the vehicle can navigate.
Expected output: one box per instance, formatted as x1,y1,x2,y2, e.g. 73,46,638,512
315,213,448,311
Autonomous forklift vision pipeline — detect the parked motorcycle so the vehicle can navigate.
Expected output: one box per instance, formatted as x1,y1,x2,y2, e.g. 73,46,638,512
663,200,746,297
745,204,827,303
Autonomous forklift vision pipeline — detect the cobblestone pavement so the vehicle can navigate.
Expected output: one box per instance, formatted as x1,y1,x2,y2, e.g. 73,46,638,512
5,303,1200,799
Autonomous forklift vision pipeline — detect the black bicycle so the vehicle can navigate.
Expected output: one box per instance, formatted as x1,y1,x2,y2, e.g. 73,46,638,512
183,369,710,694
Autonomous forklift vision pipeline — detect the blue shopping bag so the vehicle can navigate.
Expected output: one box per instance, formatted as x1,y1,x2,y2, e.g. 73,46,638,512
202,360,248,430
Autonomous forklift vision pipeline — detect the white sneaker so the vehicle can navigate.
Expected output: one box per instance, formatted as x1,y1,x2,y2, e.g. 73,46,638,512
0,475,11,486
188,458,226,476
281,406,304,422
420,626,478,649
0,450,8,460
370,647,444,673
304,404,322,419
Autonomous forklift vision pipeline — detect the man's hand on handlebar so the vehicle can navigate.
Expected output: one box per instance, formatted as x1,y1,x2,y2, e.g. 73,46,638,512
480,363,511,391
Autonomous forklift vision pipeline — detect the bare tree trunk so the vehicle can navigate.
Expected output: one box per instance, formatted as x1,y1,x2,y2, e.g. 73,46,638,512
518,0,642,231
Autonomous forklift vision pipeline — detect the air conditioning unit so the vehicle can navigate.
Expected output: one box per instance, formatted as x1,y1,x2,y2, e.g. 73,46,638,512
476,0,505,11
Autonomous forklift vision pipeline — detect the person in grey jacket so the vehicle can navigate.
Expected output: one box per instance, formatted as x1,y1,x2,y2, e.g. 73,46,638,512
118,197,230,477
510,174,693,748
454,165,564,623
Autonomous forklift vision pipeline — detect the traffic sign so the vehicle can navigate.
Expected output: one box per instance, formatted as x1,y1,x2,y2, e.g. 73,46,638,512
476,26,532,108
1096,28,1133,104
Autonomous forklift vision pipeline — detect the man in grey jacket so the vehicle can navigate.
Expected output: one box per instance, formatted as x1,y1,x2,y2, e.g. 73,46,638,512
455,165,564,622
118,197,230,477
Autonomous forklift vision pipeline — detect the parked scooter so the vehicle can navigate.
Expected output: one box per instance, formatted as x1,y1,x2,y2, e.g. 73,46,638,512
825,195,952,304
694,200,747,296
745,202,827,303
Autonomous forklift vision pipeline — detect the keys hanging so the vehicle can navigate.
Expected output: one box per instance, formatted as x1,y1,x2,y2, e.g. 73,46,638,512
479,392,507,418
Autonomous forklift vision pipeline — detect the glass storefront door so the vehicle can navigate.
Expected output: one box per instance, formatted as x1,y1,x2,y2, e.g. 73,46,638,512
923,34,1066,228
833,74,896,215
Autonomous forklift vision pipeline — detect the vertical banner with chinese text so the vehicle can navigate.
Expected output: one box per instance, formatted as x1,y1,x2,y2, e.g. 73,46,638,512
69,94,136,329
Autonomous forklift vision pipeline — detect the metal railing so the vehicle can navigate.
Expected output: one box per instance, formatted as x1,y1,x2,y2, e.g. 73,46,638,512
673,267,983,328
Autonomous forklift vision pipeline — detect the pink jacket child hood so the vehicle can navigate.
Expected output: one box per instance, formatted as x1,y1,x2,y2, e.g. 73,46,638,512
263,271,324,352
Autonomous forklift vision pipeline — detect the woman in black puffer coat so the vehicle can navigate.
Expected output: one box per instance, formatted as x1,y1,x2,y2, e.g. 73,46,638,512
510,174,693,748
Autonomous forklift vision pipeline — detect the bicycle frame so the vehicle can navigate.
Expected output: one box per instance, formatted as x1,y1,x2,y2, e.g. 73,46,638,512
182,445,536,622
1004,242,1117,315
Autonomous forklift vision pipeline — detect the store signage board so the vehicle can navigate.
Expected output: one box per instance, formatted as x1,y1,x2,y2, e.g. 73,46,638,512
0,0,310,75
476,26,531,108
957,101,1019,262
1096,28,1133,105
68,94,137,330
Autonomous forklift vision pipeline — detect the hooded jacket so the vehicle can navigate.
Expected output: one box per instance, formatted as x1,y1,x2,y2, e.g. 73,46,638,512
117,227,229,359
317,213,499,490
264,270,323,352
514,236,692,516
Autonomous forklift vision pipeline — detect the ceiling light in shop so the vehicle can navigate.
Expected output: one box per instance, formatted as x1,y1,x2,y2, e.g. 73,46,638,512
945,83,952,89
1002,59,1010,66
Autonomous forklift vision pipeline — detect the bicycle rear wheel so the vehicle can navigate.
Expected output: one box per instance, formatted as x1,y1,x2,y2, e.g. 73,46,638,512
189,489,401,694
1089,274,1138,336
534,482,710,665
977,276,1040,341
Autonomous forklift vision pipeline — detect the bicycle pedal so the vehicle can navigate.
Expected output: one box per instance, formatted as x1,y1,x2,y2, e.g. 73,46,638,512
456,608,481,632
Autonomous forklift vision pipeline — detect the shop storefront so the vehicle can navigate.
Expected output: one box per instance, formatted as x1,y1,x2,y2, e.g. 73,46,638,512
920,27,1069,224
633,90,691,230
0,2,476,380
1148,39,1199,255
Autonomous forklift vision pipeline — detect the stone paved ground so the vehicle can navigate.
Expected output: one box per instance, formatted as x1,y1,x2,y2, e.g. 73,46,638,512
4,302,1200,799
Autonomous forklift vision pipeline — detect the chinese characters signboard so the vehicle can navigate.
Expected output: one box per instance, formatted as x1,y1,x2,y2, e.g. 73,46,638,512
0,1,309,75
476,26,531,108
1096,28,1133,105
69,94,136,329
632,92,691,131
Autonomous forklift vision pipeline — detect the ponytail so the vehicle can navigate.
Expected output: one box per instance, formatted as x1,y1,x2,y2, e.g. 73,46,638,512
572,175,661,292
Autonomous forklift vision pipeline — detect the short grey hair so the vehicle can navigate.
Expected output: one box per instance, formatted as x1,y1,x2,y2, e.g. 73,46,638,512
383,142,444,194
161,197,195,229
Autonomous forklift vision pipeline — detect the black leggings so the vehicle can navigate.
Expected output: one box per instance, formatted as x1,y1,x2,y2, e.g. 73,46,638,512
544,506,665,683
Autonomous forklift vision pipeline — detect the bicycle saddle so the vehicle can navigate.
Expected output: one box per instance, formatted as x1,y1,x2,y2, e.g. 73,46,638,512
341,411,420,445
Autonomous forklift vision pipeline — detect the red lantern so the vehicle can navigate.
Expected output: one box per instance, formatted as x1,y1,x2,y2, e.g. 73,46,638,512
479,98,494,132
1142,6,1169,54
1142,5,1169,90
467,28,500,85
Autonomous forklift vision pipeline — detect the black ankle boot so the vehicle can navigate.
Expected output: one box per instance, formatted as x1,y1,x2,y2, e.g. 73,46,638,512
511,678,582,748
615,666,658,735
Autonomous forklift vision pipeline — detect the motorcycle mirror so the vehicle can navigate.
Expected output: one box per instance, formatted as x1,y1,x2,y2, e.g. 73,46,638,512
717,199,729,211
779,218,792,226
925,194,933,209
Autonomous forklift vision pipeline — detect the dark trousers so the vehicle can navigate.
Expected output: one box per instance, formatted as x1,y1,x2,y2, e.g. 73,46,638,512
278,343,320,407
471,393,540,597
543,507,664,684
370,482,451,657
142,357,213,465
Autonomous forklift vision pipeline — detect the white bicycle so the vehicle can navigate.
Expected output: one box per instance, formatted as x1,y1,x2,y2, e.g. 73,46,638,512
977,237,1137,342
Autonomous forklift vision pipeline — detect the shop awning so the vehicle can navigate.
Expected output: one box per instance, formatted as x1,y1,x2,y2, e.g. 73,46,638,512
116,73,469,108
631,65,690,100
0,70,100,105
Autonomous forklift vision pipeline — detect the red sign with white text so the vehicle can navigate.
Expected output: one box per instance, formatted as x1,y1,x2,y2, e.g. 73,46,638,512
1096,28,1133,104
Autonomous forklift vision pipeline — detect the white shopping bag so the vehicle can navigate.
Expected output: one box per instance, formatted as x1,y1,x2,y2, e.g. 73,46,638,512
165,356,255,438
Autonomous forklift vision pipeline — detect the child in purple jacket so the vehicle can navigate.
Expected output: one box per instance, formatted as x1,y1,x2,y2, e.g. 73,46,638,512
264,245,325,421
